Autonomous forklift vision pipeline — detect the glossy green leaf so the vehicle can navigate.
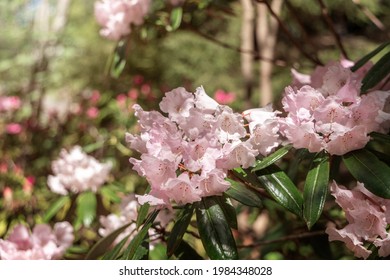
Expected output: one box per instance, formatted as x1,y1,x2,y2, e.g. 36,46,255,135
303,154,330,229
76,191,97,227
196,197,238,260
252,145,292,172
167,204,194,257
216,196,237,230
85,222,133,259
351,41,390,72
122,210,159,260
255,165,303,217
361,50,390,93
343,149,390,198
43,196,70,222
225,178,263,208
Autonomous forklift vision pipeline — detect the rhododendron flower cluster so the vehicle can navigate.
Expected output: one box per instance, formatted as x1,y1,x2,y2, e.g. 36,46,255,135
326,181,390,259
99,195,172,246
280,61,390,155
126,86,274,207
0,222,74,260
47,146,112,195
94,0,151,40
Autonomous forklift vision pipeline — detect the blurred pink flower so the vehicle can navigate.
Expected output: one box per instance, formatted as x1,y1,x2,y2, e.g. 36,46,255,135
141,83,151,95
86,107,99,119
47,146,112,195
0,222,74,260
214,89,236,105
91,90,101,104
116,93,127,107
128,89,139,100
3,187,13,203
6,123,22,135
0,96,21,112
94,0,151,40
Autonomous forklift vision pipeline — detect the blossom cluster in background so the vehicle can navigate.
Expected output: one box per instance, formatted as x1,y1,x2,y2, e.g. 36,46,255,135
126,86,280,207
280,61,390,155
99,195,172,246
326,181,390,259
94,0,151,40
47,146,112,195
0,222,74,260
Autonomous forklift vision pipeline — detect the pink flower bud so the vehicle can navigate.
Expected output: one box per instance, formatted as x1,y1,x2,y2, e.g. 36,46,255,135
6,123,22,134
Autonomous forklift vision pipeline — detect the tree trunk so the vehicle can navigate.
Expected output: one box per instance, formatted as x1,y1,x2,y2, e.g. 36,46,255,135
256,0,283,107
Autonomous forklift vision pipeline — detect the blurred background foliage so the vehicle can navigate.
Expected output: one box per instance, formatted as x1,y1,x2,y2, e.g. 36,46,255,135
0,0,389,259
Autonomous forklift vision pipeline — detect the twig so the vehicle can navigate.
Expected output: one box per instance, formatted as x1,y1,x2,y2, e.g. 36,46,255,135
352,0,387,32
317,0,349,59
237,230,326,248
188,27,287,67
255,0,323,66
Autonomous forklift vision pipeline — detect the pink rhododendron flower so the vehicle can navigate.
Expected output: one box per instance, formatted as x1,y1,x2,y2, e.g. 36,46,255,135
6,123,22,134
326,181,390,259
47,146,112,195
280,61,390,155
214,89,236,105
0,222,74,260
99,195,172,247
126,86,260,207
243,105,283,156
94,0,151,40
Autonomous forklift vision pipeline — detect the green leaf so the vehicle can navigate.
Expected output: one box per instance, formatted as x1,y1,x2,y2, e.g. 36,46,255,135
43,196,70,222
122,210,159,260
303,154,330,229
196,197,238,260
110,40,127,78
252,145,292,172
102,234,131,260
216,196,237,230
85,222,133,259
136,202,150,229
255,165,303,217
343,149,390,198
99,186,121,204
225,178,263,207
361,50,390,93
351,41,390,72
170,7,183,31
75,192,97,227
167,204,194,257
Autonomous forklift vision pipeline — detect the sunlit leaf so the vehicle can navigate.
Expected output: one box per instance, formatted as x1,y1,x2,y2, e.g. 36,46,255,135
361,50,390,93
350,41,390,72
75,191,97,227
43,196,70,222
